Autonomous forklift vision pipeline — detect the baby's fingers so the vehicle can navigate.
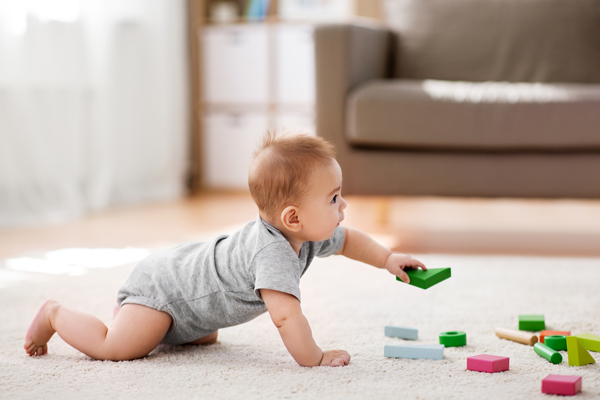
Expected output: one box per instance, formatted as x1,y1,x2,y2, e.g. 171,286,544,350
396,268,410,283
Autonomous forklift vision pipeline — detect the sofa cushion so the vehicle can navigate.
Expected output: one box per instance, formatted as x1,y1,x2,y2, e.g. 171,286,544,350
346,79,600,151
383,0,600,83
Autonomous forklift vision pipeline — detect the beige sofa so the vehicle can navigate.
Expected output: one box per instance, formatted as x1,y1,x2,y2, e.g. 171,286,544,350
315,0,600,198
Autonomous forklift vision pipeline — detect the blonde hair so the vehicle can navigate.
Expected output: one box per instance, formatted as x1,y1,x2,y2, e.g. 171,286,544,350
248,130,337,220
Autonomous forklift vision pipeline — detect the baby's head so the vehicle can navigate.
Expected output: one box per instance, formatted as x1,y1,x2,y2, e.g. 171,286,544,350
249,131,346,240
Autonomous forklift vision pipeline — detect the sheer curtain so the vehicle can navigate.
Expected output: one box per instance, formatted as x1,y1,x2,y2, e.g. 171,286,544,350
0,0,189,228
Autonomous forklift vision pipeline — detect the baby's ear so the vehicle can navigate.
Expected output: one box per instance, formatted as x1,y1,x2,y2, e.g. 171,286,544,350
281,206,301,232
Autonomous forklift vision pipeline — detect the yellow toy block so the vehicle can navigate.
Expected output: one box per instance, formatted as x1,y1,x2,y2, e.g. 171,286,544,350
566,336,596,367
575,333,600,352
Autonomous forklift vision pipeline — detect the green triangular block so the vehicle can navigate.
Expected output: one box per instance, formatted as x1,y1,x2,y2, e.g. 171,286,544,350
396,268,451,290
566,336,596,366
575,333,600,352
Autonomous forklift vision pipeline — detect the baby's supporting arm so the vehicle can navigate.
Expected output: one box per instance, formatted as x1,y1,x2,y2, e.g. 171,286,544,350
260,289,350,367
336,227,426,282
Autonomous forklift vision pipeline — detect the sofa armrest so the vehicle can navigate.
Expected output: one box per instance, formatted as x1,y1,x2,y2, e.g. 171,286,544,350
315,22,393,148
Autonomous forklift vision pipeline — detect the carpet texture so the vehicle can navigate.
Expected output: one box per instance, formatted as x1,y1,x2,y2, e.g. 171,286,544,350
1,252,599,399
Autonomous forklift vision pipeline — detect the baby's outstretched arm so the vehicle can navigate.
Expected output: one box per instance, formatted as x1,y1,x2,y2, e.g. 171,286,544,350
260,289,350,367
337,227,426,282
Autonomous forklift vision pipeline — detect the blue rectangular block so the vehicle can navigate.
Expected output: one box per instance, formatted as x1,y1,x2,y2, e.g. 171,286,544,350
384,344,444,360
385,326,418,340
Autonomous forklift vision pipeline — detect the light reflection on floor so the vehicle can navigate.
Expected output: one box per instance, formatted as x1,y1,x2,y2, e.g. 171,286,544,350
0,247,150,288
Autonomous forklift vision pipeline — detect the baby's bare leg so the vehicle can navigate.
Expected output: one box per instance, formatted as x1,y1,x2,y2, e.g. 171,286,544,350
24,300,171,360
186,331,218,345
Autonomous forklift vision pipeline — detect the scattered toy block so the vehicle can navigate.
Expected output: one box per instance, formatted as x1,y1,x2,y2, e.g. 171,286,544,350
566,336,596,366
540,330,570,344
396,268,451,289
384,344,444,360
542,374,582,396
545,335,568,351
495,327,538,346
439,331,467,347
575,333,600,352
385,326,418,340
534,342,563,364
467,354,509,373
519,315,545,331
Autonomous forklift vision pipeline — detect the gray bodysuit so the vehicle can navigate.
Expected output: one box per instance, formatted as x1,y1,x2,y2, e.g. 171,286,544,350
117,217,345,344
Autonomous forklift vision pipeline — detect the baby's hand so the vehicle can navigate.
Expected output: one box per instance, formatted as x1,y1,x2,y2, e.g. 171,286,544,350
384,253,426,283
320,350,351,367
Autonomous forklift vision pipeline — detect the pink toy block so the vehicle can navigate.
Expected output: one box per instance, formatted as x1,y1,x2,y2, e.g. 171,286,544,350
541,375,582,396
467,354,509,373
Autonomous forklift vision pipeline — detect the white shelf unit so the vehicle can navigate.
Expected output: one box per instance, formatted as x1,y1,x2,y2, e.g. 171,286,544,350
201,23,315,190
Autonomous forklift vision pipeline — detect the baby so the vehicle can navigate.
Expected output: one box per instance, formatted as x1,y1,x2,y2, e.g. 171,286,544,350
24,131,426,367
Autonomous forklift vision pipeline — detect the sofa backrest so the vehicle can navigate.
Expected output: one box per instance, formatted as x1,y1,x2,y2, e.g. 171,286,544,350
384,0,600,83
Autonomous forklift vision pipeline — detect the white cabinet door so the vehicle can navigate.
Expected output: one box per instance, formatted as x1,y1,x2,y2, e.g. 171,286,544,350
202,25,269,104
275,24,315,105
202,112,268,189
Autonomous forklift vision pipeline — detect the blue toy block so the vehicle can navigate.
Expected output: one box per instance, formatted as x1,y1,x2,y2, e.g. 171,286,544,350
384,344,444,360
385,326,418,340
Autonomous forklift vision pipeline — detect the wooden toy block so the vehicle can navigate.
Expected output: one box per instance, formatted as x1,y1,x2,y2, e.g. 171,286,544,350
439,331,467,347
540,330,570,343
534,342,563,364
495,327,538,346
519,315,545,331
385,326,418,340
575,333,600,352
467,354,509,373
542,374,582,396
566,336,596,366
396,268,451,289
545,335,568,351
384,344,444,360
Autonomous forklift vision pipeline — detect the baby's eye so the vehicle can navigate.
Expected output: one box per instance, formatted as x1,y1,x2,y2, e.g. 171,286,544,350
331,195,337,204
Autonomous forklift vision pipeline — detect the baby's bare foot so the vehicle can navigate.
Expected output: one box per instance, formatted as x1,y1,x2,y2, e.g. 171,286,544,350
24,299,60,356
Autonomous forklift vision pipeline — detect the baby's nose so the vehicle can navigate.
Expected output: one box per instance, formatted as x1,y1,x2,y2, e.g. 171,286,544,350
340,197,347,210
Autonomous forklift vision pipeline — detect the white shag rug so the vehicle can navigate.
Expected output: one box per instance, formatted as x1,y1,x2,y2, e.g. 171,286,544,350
1,252,599,400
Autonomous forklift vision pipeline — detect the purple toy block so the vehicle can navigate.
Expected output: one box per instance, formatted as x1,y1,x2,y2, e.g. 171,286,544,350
467,354,509,373
542,375,582,396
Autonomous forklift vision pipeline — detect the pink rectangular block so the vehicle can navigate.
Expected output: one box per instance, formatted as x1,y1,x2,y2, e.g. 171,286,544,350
542,375,582,396
467,354,510,373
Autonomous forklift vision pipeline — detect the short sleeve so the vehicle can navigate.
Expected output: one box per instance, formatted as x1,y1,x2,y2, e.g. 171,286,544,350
315,226,345,257
251,241,302,302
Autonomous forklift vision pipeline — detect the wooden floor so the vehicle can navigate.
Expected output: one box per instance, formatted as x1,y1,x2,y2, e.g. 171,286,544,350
2,192,600,259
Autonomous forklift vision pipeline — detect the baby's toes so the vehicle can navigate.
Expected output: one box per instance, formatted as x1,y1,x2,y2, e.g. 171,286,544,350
24,342,35,356
330,358,344,367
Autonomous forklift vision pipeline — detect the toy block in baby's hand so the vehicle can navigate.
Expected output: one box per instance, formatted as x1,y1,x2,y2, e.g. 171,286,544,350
396,268,451,289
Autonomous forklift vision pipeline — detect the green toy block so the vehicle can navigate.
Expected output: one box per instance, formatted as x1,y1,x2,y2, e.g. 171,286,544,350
396,268,451,290
575,333,600,352
545,335,568,351
519,315,545,331
439,331,467,347
566,336,596,366
534,342,563,364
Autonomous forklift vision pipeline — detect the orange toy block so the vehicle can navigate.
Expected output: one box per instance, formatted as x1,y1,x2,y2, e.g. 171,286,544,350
540,330,571,344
